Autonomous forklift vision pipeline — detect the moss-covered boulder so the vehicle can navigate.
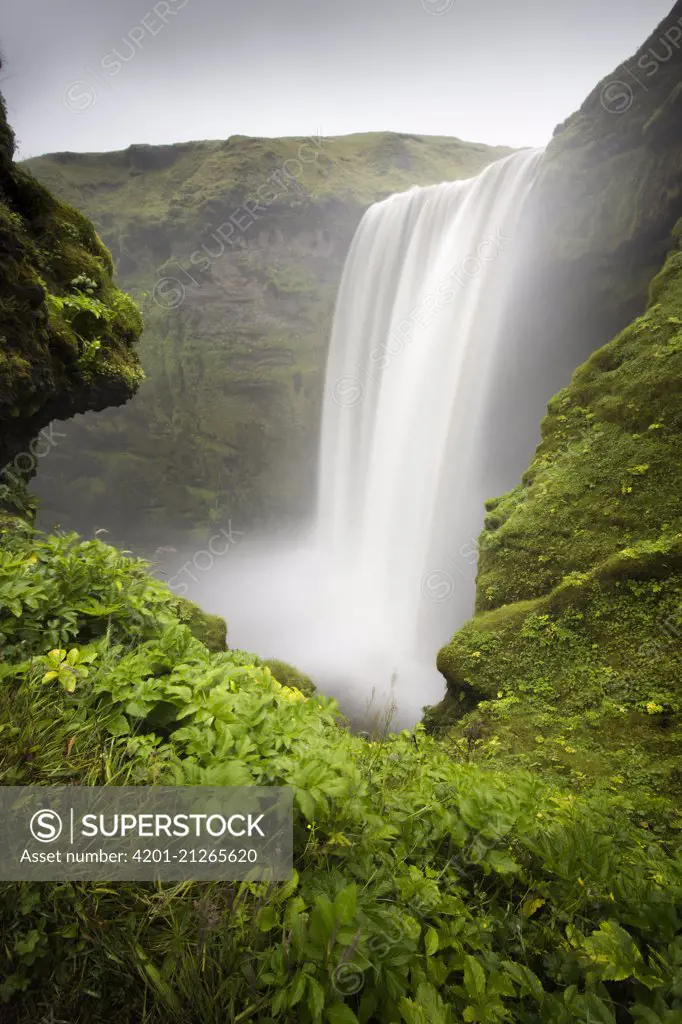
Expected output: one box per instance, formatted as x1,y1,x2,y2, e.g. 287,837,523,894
430,227,682,813
0,82,143,472
260,657,316,698
174,596,227,652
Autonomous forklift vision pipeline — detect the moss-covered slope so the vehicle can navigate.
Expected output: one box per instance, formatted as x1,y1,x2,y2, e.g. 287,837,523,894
431,228,682,812
0,86,143,472
22,134,513,543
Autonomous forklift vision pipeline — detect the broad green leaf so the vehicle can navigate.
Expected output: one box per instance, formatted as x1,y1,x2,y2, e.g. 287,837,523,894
521,897,545,918
62,674,77,694
335,885,357,926
325,1003,359,1024
288,970,307,1008
502,961,544,1000
631,1005,663,1024
424,927,439,956
295,788,316,821
125,700,151,718
258,906,279,932
107,715,131,737
310,895,336,947
306,975,325,1019
579,920,643,981
486,849,521,874
463,955,486,1000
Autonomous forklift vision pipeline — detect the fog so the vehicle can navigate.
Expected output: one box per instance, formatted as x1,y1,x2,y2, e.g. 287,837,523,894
163,528,446,731
2,0,673,157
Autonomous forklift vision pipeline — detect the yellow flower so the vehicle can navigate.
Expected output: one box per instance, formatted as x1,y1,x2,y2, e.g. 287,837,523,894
280,686,305,702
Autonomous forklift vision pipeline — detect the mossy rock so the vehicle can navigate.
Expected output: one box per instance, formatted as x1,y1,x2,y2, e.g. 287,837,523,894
0,79,143,471
174,597,227,652
260,658,316,697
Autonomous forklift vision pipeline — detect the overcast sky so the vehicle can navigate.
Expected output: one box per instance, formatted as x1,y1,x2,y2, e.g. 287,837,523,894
0,0,674,158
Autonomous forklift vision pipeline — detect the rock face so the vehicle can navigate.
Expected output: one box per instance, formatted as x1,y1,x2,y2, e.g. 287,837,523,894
540,0,682,295
482,1,682,504
0,83,143,478
431,4,682,803
23,133,513,545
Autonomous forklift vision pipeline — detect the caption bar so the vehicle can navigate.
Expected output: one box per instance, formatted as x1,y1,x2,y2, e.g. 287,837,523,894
0,786,293,881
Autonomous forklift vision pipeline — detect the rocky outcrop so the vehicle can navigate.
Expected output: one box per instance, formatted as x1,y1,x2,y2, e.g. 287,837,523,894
0,83,143,480
24,133,513,545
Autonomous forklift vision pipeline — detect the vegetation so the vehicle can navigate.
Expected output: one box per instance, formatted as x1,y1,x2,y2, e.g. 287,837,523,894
260,657,317,698
2,7,682,1021
24,134,514,227
0,81,143,471
429,227,682,825
1,508,682,1023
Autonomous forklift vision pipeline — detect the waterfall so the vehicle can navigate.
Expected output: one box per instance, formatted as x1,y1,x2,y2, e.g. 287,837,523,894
316,149,544,679
207,148,544,729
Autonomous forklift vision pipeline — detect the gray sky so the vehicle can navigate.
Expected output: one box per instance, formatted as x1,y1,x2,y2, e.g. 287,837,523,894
1,0,674,158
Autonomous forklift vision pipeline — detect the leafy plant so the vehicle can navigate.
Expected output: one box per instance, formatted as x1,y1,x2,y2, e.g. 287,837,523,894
1,520,681,1022
40,646,97,692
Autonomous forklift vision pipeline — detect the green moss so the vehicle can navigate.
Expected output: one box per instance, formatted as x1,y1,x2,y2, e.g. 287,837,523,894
266,263,316,294
173,596,227,651
24,133,515,224
0,85,143,469
260,657,316,697
475,231,682,613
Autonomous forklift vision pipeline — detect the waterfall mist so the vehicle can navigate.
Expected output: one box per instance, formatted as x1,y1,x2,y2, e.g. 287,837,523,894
198,149,544,730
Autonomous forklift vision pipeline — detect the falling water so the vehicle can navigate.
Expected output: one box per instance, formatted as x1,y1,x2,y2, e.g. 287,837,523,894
203,148,544,729
316,148,544,658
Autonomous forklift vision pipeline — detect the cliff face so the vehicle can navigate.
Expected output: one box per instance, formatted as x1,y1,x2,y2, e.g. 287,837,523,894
432,4,682,808
483,1,682,505
0,88,143,480
23,134,513,543
540,0,682,285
